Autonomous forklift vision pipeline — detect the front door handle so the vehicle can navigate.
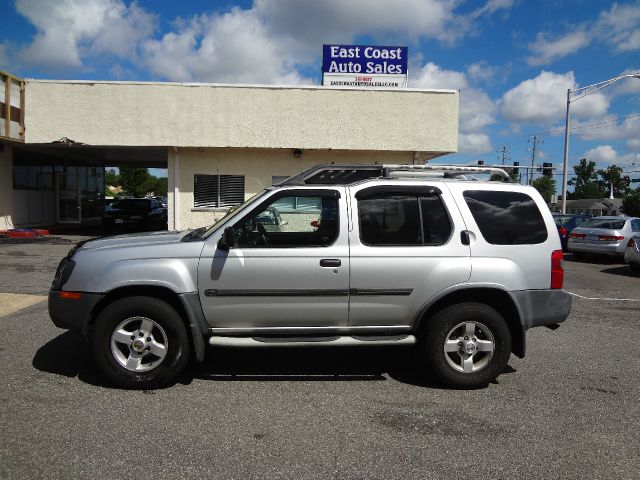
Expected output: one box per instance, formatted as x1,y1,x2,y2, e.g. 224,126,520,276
320,259,341,267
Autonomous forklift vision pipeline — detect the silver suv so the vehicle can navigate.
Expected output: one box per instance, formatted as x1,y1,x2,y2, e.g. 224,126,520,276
49,164,572,389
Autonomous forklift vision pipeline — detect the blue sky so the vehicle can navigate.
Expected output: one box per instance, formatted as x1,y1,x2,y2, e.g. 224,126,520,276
1,0,639,183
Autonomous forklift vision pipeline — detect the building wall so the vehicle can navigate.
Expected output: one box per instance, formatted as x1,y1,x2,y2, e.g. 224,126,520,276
24,81,458,154
0,145,14,229
169,147,414,230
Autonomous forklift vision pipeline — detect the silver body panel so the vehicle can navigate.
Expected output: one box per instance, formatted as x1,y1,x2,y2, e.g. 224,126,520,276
347,181,471,327
197,186,350,328
63,230,203,293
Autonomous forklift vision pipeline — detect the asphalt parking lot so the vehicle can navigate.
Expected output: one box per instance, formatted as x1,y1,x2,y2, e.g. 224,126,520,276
1,236,639,479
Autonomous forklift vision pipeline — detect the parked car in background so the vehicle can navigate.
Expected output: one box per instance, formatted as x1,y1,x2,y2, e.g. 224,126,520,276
153,196,168,209
624,235,640,273
552,213,590,251
568,216,640,258
103,198,168,231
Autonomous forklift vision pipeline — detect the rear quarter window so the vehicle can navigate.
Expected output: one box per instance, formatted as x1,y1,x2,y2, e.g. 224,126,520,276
463,190,548,245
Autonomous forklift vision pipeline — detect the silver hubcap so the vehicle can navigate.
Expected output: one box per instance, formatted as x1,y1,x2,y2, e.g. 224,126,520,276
110,317,168,372
443,321,495,373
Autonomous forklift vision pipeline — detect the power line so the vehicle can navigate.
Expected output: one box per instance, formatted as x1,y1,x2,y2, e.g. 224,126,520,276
518,113,640,141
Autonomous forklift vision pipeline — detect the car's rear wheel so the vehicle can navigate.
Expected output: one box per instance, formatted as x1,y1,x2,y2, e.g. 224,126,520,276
92,296,190,389
630,262,640,273
421,303,511,389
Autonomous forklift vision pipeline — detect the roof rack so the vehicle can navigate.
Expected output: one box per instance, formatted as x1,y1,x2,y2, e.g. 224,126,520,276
279,163,513,186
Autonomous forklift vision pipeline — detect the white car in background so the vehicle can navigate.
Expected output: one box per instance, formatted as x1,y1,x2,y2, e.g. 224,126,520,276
568,216,640,258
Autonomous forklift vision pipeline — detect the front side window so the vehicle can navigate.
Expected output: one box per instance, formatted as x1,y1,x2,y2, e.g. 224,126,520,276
358,192,451,246
232,192,339,248
194,174,245,208
463,190,547,245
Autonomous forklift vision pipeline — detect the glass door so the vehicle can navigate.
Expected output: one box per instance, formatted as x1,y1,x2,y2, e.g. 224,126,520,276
56,170,81,223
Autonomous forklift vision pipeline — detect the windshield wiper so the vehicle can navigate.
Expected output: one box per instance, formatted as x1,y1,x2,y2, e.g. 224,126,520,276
181,226,208,242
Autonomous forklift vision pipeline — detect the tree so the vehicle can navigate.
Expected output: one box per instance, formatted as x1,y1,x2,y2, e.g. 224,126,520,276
568,158,604,199
622,191,640,217
532,176,556,203
119,167,152,197
105,168,120,187
144,176,168,196
597,164,631,198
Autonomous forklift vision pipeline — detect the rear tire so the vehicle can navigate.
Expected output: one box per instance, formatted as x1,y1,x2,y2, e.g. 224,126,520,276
630,262,640,273
92,296,190,389
420,303,511,389
572,252,586,260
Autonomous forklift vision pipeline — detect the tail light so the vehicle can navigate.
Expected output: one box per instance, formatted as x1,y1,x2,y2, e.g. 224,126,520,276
569,233,585,239
551,250,564,289
598,235,624,242
558,226,567,236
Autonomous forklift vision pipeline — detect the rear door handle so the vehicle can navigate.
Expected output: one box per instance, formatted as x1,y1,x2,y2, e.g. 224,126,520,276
320,259,341,267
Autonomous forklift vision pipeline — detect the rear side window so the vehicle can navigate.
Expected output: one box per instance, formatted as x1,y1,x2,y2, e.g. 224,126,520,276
358,193,451,246
581,218,626,230
463,190,547,245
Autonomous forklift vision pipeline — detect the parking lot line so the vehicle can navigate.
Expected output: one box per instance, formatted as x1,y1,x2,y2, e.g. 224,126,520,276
0,293,47,318
567,291,640,302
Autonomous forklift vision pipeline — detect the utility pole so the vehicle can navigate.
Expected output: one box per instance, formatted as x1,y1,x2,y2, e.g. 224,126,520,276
496,145,510,165
527,135,543,185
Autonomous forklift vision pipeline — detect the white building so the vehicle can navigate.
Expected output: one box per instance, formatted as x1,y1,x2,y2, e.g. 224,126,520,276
1,70,459,230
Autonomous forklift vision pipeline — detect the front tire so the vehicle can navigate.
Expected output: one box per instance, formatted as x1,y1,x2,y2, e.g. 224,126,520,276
421,303,511,389
92,296,190,389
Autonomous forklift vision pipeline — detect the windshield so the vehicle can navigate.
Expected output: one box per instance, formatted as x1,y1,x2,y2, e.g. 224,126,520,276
581,218,626,230
199,190,271,239
553,215,574,226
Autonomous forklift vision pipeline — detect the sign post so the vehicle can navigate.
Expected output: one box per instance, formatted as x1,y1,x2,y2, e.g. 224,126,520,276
322,45,408,89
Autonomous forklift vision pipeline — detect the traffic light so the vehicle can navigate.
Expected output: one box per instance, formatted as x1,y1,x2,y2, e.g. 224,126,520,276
512,161,519,175
542,162,553,177
624,176,631,186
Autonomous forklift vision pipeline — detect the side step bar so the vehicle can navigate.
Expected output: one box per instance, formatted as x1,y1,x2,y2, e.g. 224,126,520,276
209,335,416,348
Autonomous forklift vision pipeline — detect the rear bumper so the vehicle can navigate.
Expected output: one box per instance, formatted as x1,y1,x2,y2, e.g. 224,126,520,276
568,240,625,256
48,289,104,337
509,289,572,329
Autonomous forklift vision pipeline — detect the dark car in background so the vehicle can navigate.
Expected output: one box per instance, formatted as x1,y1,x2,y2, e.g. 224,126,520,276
103,198,168,232
553,213,590,251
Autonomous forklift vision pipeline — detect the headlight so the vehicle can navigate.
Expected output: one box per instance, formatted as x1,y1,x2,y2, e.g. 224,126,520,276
52,258,76,290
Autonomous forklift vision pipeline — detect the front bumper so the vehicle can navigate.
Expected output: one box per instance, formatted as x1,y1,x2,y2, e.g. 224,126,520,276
48,289,105,337
510,289,573,329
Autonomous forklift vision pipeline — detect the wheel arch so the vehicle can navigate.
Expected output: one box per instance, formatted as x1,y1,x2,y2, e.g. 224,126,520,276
89,285,206,362
414,287,525,358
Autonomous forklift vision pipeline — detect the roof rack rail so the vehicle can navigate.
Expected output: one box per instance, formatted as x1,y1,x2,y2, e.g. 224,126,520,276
279,163,513,186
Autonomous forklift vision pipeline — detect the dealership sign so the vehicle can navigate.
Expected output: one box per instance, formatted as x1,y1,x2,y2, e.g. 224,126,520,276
322,44,408,89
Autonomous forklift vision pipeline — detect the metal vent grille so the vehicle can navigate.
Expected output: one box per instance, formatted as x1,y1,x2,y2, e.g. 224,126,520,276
194,174,245,208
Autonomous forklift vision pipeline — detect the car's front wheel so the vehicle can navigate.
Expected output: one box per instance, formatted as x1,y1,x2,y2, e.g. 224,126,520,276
421,303,511,389
92,296,190,389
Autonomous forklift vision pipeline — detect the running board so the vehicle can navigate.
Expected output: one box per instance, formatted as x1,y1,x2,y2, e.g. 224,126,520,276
208,334,416,348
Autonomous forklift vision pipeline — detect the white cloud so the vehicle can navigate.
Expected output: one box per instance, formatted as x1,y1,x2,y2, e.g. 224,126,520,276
628,138,640,151
500,71,609,124
141,10,310,84
16,0,156,71
467,61,495,83
412,62,496,154
585,144,640,167
596,1,640,52
526,31,591,66
459,133,492,154
612,68,640,95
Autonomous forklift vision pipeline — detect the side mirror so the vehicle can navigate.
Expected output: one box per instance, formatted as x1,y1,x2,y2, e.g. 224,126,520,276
218,226,235,250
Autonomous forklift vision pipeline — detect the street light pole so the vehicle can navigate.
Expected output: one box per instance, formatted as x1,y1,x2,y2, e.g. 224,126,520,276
560,73,640,214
